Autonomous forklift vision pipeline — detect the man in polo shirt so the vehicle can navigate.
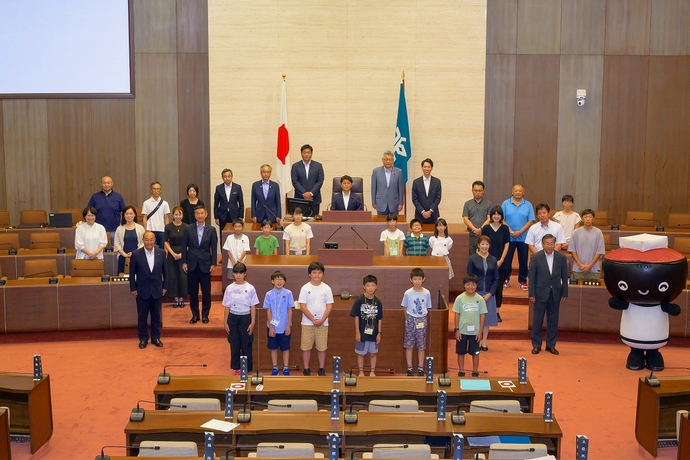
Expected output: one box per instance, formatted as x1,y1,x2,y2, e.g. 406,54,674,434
501,184,535,291
462,180,492,255
87,176,126,241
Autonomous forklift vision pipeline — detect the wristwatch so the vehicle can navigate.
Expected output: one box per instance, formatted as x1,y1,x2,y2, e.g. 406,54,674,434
453,327,459,332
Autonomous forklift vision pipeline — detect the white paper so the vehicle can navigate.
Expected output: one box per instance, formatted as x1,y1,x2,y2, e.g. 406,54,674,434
201,419,240,432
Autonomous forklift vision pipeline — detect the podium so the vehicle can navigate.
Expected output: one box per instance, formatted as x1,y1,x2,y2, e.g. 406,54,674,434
318,248,374,266
321,210,372,222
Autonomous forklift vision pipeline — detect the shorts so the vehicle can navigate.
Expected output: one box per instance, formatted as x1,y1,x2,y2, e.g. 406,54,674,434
403,315,427,350
456,334,480,356
355,341,378,355
266,327,291,351
301,324,328,351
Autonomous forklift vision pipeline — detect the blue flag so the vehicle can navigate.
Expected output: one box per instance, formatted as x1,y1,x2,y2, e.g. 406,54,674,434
394,80,412,184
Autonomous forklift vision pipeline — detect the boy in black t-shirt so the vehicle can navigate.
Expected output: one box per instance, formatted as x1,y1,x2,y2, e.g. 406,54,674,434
350,274,384,376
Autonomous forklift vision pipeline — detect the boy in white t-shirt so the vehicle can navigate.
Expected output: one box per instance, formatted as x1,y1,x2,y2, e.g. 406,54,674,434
222,262,259,374
380,213,405,256
552,194,581,250
283,207,313,255
223,218,250,275
298,261,334,376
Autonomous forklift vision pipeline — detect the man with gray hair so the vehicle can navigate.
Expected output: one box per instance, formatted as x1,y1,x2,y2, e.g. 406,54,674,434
371,150,404,215
251,164,282,223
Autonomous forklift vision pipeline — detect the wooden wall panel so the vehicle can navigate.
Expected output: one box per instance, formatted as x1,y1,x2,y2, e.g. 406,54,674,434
2,100,50,225
133,0,177,53
516,0,561,54
0,102,5,210
560,0,606,55
555,55,603,210
177,0,208,53
513,55,560,207
650,0,690,55
177,53,210,204
90,100,138,207
599,56,649,223
135,53,180,205
483,54,516,203
604,0,651,55
486,0,517,54
47,100,93,210
645,56,690,217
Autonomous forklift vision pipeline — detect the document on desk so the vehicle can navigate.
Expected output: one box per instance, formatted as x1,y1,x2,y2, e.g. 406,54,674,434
201,419,240,432
459,379,491,390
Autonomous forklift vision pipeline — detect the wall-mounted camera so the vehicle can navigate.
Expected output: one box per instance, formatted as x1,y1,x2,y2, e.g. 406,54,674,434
576,89,586,107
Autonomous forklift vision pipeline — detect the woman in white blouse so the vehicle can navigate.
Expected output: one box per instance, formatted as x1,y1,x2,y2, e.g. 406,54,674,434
75,206,108,259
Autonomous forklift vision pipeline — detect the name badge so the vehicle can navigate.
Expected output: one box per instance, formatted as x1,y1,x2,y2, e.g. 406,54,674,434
295,249,303,255
467,325,475,332
270,318,280,327
314,314,322,320
416,321,425,330
364,326,374,335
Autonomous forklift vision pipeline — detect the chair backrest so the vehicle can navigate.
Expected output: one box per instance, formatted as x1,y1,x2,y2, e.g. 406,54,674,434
138,440,199,457
57,208,83,225
592,210,609,227
625,211,656,227
23,259,59,278
0,233,21,251
256,442,316,458
331,176,364,206
70,259,105,278
368,399,419,412
0,210,10,228
372,444,431,458
29,233,61,249
267,399,318,411
135,206,143,223
603,233,611,252
469,399,521,413
667,213,690,230
169,397,221,411
673,238,690,257
487,443,548,459
245,207,252,222
678,409,689,441
20,209,48,226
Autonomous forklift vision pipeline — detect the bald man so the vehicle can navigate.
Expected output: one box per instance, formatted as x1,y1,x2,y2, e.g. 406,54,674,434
87,176,126,239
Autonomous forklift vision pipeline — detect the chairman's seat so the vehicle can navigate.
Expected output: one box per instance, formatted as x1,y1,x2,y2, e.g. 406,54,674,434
330,176,364,208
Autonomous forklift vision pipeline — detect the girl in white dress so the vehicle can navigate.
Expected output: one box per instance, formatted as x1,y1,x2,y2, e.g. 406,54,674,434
429,218,454,279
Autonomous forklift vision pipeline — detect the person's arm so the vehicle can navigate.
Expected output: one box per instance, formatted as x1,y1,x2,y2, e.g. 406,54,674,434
305,238,311,256
319,303,333,325
453,311,460,341
129,253,138,297
498,235,509,267
527,253,537,304
397,235,404,256
312,163,324,197
237,185,245,216
516,219,533,237
213,188,221,225
291,164,306,196
114,227,126,257
354,315,361,342
528,244,538,254
370,170,378,209
248,305,256,335
274,183,282,223
396,173,404,211
142,214,148,229
161,249,168,294
250,185,257,222
285,306,293,336
75,226,91,258
164,213,171,225
181,227,189,272
376,317,382,345
209,228,218,274
266,301,275,337
300,302,315,323
224,306,230,334
560,255,568,302
571,251,588,273
430,179,442,213
477,311,485,343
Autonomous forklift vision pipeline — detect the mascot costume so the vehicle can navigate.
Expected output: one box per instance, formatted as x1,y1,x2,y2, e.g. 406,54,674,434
603,234,687,370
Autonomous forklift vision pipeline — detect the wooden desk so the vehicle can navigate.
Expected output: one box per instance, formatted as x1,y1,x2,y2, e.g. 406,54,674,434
0,227,77,249
635,376,690,457
0,373,53,453
0,408,10,460
679,411,690,460
124,410,561,457
154,375,535,413
0,250,118,278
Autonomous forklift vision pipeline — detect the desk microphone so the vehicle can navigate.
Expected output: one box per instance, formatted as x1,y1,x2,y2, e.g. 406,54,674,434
95,444,160,460
157,363,207,384
632,218,665,232
345,367,357,386
0,241,18,255
23,270,59,284
323,226,342,249
451,403,466,425
130,400,187,422
597,217,619,230
350,226,369,249
344,401,401,424
237,400,292,423
262,204,283,230
462,402,515,413
349,445,408,460
645,366,690,387
490,446,536,453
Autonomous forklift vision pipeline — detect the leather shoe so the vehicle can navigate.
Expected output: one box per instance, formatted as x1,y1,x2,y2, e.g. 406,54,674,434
190,316,200,324
531,346,541,355
546,347,559,355
202,317,209,324
138,341,147,349
152,339,163,348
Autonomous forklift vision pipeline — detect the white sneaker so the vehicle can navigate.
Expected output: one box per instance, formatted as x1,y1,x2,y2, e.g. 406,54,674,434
358,371,365,377
369,372,376,377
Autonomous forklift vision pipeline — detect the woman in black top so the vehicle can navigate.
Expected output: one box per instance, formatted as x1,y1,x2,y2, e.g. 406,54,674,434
164,206,188,307
179,183,204,225
480,206,510,322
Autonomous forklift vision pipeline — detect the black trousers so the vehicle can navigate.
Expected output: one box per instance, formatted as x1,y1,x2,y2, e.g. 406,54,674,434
136,296,162,342
187,267,211,318
531,292,560,348
228,313,253,371
504,241,529,284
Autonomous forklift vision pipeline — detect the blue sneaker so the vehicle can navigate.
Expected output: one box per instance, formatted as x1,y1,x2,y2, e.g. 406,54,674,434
282,368,290,376
271,368,279,376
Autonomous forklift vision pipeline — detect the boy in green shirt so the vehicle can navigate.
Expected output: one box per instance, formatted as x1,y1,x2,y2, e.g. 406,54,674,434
254,219,280,255
452,274,487,377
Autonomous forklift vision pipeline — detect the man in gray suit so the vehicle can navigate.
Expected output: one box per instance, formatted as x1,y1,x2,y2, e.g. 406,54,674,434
371,150,404,215
291,144,324,217
528,234,568,355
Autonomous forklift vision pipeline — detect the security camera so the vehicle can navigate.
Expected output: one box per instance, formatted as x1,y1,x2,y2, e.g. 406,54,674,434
576,89,586,107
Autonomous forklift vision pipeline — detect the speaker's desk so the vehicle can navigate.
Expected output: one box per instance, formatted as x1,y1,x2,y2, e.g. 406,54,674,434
636,376,690,457
124,410,561,457
0,373,53,453
154,375,535,413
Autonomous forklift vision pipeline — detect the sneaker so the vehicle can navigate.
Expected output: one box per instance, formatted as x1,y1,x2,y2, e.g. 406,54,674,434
472,371,480,377
519,282,528,291
271,368,279,376
317,368,326,376
282,368,290,376
233,369,241,375
303,368,311,376
369,372,376,377
358,371,365,377
503,280,510,289
458,371,465,377
407,368,414,376
497,312,503,322
417,368,424,376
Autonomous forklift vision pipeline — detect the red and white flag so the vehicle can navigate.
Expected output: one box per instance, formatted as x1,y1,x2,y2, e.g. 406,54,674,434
276,80,292,195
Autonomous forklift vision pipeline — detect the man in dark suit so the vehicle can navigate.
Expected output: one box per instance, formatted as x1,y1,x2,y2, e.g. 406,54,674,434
182,206,218,324
528,234,568,355
291,144,324,217
330,175,364,211
371,150,404,215
129,230,168,349
251,164,282,223
411,158,442,223
213,168,244,232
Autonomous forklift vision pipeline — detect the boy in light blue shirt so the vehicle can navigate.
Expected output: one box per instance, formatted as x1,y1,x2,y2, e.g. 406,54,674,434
263,270,295,375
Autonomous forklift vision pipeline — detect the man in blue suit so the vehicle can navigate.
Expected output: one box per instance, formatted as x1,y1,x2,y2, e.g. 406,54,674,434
291,144,324,217
182,206,218,324
213,168,244,232
251,164,282,223
130,231,168,349
331,175,364,211
371,150,404,215
411,158,442,223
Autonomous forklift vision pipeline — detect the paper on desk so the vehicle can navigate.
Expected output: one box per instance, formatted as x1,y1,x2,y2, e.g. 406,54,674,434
531,456,556,460
201,419,240,432
459,379,491,390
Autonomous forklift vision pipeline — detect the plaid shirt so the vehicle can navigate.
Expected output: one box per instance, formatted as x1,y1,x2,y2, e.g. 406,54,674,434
404,233,430,255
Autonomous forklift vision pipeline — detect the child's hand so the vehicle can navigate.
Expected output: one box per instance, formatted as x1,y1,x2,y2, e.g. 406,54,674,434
224,323,230,334
454,330,460,341
355,332,361,342
247,322,255,335
285,325,291,336
475,335,481,343
269,325,276,337
376,333,381,344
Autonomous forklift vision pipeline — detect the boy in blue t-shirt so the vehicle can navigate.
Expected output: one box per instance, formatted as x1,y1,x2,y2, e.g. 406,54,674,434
263,270,295,375
452,274,487,377
401,267,432,376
